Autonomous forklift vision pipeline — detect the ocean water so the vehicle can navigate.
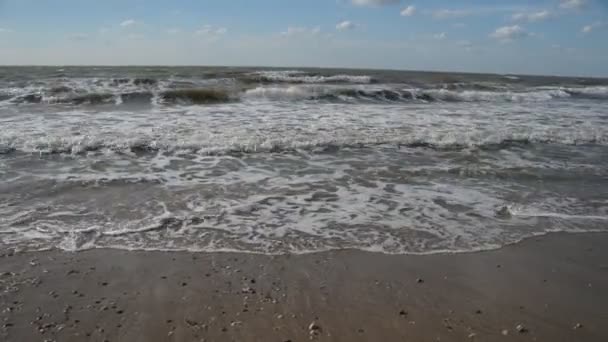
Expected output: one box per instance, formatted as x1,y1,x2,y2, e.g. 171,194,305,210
1,66,607,254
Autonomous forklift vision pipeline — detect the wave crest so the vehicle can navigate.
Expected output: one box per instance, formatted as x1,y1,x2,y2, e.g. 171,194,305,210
1,132,606,156
2,82,608,107
245,71,374,84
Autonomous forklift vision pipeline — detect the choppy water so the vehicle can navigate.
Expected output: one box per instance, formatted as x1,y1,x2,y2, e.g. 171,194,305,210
1,66,607,254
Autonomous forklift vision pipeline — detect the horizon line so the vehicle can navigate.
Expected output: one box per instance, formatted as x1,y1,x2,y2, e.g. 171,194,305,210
0,64,606,79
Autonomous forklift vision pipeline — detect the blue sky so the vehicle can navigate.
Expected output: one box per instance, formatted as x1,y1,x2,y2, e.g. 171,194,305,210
0,0,606,76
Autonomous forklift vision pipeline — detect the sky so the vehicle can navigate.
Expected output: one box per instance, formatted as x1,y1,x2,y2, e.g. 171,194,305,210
0,0,607,76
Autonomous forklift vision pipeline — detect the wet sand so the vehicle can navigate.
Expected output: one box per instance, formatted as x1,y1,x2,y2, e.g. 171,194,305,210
1,232,607,342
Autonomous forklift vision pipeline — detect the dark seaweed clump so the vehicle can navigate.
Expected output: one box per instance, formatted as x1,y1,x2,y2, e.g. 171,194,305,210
161,89,231,104
68,93,114,105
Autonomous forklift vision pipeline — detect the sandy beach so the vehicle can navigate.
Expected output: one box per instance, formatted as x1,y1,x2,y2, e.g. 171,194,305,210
0,232,606,342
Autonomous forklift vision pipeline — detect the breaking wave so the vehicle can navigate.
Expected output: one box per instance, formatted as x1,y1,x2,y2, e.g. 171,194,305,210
244,70,374,84
1,132,606,156
3,84,607,106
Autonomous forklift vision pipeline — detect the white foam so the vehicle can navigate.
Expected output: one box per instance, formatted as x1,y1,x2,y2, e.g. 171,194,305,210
253,71,373,84
418,88,571,102
0,98,607,156
1,85,608,254
244,86,314,101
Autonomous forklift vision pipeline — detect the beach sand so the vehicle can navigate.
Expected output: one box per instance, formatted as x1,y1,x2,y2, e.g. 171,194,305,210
1,232,607,342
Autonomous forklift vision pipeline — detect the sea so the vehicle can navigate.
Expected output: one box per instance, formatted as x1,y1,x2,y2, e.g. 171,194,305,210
1,66,607,254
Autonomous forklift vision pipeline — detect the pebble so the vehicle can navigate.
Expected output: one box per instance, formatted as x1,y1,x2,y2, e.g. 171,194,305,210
399,310,408,317
501,329,509,336
516,324,528,333
309,321,322,334
468,333,477,339
241,287,256,294
416,278,424,284
185,319,198,326
574,323,583,330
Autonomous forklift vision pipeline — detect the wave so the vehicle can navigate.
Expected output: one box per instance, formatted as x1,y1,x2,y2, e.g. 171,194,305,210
244,71,374,84
242,86,585,103
562,86,608,100
1,133,606,157
2,84,607,106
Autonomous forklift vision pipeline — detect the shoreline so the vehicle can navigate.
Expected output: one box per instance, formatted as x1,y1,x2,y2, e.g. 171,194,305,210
1,231,607,341
4,229,604,257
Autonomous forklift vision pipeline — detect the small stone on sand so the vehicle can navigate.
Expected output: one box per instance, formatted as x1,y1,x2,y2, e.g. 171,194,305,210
309,321,321,333
516,324,528,333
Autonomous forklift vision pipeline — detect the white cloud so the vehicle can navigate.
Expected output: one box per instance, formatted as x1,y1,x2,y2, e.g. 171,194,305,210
195,25,227,36
120,19,136,28
433,9,473,19
167,28,181,35
0,28,14,33
68,33,89,41
560,0,586,10
456,40,473,51
490,25,529,42
432,6,526,19
512,10,551,22
127,33,144,40
351,0,400,6
400,5,416,17
433,32,446,40
582,22,604,33
336,21,357,31
281,26,322,37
